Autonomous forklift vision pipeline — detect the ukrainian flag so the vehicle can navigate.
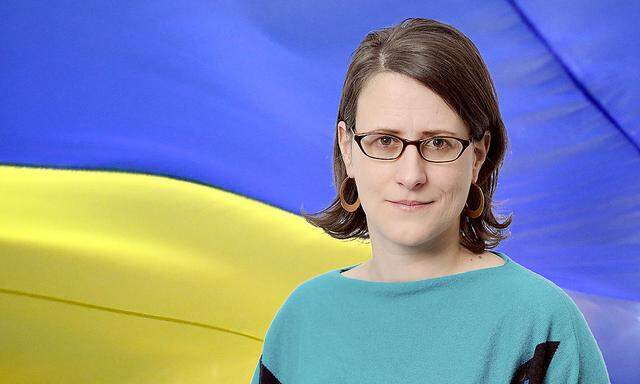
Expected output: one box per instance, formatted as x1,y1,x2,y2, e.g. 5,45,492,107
1,1,636,382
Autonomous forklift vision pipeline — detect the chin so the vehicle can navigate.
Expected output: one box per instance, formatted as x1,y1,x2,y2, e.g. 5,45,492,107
387,229,432,247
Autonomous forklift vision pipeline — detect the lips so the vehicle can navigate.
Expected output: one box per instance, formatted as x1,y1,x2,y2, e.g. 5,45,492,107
388,200,433,211
390,200,431,206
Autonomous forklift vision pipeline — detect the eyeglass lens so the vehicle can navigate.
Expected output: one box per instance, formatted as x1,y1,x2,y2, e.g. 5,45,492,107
360,134,463,161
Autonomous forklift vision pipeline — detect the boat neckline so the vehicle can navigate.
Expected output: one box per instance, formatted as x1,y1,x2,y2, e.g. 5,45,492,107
329,250,513,290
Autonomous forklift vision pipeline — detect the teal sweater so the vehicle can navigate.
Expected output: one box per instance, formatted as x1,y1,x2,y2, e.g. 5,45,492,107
250,251,610,383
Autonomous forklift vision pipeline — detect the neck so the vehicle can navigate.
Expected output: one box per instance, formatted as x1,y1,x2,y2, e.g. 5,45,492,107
363,224,469,283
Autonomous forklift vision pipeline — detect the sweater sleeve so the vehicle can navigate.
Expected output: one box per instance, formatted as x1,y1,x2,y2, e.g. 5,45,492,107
543,289,611,384
250,358,259,384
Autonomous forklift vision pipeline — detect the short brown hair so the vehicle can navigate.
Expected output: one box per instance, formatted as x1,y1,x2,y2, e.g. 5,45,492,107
301,17,512,253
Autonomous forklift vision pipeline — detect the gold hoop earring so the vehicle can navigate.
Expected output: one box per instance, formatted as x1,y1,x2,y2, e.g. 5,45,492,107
339,176,360,212
464,182,484,219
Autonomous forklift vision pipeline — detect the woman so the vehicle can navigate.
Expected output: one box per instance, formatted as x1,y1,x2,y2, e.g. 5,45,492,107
251,17,610,384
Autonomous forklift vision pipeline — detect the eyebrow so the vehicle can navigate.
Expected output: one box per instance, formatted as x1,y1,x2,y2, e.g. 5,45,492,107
369,127,458,137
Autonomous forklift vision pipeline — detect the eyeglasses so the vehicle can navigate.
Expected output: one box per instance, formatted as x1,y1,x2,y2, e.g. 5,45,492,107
351,126,473,163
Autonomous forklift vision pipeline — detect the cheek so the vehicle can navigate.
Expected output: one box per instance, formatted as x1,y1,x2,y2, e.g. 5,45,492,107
437,171,470,212
352,165,388,210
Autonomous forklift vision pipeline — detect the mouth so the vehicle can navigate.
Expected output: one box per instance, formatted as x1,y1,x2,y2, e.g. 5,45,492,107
387,200,433,211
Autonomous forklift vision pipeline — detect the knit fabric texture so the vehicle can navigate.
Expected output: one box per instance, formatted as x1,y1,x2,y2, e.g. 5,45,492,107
250,250,610,384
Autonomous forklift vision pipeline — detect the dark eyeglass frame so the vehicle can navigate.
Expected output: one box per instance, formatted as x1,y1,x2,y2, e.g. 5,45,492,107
351,125,474,163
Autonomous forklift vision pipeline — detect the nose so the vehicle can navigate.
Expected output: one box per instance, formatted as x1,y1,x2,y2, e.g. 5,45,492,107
395,143,427,190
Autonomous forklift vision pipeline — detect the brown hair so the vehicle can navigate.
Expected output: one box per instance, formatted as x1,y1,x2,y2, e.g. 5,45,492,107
300,17,512,253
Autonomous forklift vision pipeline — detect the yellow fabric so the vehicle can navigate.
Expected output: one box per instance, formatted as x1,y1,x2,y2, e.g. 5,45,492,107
0,165,369,382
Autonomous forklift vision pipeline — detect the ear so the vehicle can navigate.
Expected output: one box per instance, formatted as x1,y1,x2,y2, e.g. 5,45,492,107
337,121,353,176
472,131,491,183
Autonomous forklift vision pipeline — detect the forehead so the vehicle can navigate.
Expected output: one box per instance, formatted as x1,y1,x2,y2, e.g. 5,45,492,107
356,72,466,136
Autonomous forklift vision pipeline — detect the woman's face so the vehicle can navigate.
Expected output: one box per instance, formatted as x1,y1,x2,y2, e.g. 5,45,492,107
338,71,490,248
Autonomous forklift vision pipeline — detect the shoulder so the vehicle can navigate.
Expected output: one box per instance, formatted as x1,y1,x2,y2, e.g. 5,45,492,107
289,270,336,303
270,270,335,316
261,271,336,348
502,259,584,323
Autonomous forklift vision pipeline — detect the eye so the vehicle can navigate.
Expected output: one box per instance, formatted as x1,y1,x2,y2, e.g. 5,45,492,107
377,135,397,146
430,137,450,149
